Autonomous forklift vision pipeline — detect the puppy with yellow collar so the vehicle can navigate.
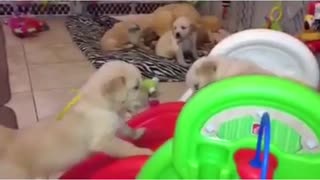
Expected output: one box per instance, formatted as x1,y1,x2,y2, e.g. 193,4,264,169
0,61,152,178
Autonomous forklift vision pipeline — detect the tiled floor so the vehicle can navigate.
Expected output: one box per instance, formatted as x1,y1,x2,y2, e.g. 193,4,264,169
4,18,187,129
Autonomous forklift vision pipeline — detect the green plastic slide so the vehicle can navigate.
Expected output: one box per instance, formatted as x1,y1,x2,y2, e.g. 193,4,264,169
137,75,320,179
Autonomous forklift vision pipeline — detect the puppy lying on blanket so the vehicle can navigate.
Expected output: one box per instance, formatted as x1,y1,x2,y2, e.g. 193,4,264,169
186,56,310,91
0,61,152,178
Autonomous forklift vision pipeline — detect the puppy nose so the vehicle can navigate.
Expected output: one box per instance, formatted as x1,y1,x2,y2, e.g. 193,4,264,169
175,32,180,38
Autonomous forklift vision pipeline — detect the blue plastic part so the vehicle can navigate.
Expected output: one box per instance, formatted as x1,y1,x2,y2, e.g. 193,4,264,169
250,112,271,179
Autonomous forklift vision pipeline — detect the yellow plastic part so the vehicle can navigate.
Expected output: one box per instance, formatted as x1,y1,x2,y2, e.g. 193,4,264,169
269,5,283,22
299,32,320,42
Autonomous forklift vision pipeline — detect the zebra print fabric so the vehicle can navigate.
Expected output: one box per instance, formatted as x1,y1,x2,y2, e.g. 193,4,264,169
65,14,208,82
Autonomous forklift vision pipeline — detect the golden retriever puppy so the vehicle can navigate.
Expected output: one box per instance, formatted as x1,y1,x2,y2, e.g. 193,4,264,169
200,15,222,33
151,3,201,37
0,61,152,178
101,21,136,51
186,56,275,90
186,56,312,91
196,16,222,46
101,14,156,51
156,17,198,67
150,4,223,46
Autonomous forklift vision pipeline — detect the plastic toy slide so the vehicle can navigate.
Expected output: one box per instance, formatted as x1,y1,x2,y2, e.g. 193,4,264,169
59,102,184,179
138,76,320,179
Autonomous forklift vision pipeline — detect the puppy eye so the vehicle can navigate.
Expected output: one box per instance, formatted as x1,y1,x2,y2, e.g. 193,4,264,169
133,84,139,90
194,84,199,90
133,81,140,90
181,26,186,30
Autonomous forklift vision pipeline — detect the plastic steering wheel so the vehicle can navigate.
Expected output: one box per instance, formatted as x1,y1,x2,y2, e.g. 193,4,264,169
138,76,320,179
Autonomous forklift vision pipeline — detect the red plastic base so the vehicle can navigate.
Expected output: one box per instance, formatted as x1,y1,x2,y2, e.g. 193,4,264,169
234,149,278,179
305,40,320,53
59,102,184,179
307,1,320,15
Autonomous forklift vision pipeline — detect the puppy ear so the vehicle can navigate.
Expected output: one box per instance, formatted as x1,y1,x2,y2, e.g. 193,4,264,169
195,60,217,75
102,76,126,96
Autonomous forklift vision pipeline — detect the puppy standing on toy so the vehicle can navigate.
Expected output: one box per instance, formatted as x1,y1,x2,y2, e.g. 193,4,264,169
0,61,152,178
156,16,198,67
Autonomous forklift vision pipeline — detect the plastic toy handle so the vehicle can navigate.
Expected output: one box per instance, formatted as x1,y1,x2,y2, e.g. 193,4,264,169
250,112,271,179
269,6,283,22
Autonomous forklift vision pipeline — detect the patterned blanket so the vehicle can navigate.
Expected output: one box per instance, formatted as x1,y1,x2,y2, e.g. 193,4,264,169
65,14,208,82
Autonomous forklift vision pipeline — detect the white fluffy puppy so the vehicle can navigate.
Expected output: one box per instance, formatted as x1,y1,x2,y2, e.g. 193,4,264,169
156,16,198,67
0,61,152,178
186,56,312,91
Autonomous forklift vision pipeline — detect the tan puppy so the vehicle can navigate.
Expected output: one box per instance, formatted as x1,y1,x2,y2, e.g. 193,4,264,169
156,17,198,67
196,15,222,46
0,61,152,178
100,14,154,51
209,29,231,44
186,56,312,91
101,21,137,51
200,15,222,33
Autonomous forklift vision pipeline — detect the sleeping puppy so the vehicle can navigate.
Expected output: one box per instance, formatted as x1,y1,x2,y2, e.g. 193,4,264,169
186,56,312,91
127,24,158,51
0,61,152,178
156,16,198,67
101,21,137,51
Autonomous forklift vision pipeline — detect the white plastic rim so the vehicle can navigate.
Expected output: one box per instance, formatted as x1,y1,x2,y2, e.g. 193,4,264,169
179,29,320,101
209,29,320,88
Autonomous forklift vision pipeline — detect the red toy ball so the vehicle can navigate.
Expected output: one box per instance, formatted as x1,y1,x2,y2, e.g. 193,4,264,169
59,102,184,179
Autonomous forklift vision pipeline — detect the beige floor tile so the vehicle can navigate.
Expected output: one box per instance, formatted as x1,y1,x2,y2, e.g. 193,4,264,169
6,92,37,128
29,62,95,91
7,51,27,72
5,31,26,69
3,26,23,48
158,82,188,102
22,24,72,47
9,69,31,93
25,43,86,64
5,35,31,93
34,88,75,120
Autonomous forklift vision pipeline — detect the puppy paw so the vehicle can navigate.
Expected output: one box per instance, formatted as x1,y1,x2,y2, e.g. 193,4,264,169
133,128,146,140
137,148,153,156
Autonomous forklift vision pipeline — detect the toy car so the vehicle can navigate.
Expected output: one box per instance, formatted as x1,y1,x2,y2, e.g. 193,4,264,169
6,16,49,38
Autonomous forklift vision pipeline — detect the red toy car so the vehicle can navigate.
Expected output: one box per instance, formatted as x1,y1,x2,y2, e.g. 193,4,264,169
6,16,49,38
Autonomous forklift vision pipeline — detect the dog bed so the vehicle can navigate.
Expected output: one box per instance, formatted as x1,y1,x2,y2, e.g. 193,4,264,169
65,14,208,82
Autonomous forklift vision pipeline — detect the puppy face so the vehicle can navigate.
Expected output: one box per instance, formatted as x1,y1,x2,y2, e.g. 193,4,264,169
173,16,194,40
89,61,149,114
186,56,276,92
186,57,218,91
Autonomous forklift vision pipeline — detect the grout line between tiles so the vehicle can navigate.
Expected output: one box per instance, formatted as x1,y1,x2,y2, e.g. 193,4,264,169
21,41,40,123
26,60,92,66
